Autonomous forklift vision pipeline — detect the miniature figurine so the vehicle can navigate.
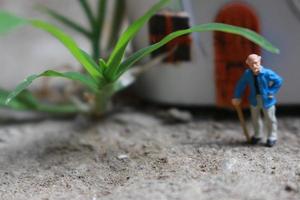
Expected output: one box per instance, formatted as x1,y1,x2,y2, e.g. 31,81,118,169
232,54,283,147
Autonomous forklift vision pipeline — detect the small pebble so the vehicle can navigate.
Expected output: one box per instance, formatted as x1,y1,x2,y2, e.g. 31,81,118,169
285,183,298,192
117,154,129,160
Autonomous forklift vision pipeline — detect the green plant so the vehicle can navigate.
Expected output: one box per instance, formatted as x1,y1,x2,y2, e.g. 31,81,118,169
0,0,279,116
39,0,125,61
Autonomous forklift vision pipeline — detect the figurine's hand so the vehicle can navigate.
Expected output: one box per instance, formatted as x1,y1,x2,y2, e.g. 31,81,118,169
232,98,241,106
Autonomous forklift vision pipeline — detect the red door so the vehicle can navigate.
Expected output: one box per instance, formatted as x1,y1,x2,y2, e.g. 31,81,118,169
214,2,261,108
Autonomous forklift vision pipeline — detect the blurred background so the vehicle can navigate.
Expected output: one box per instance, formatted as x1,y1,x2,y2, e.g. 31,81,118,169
1,0,299,107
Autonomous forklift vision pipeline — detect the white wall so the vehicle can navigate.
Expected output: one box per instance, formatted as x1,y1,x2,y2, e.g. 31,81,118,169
127,0,300,105
127,0,213,105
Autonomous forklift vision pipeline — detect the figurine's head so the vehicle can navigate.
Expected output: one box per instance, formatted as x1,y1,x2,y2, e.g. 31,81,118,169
246,54,261,75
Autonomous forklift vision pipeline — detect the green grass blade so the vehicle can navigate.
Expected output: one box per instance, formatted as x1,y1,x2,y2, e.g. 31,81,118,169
0,89,37,110
107,0,125,50
30,20,103,80
80,49,102,73
115,23,280,79
78,0,96,27
0,10,28,34
97,0,107,23
6,70,99,104
90,0,107,60
38,5,91,38
0,88,79,114
97,0,107,35
99,58,107,71
105,0,170,80
35,103,80,114
0,11,103,81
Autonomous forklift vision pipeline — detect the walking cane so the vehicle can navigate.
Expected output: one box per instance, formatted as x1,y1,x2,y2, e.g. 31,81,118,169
233,103,251,142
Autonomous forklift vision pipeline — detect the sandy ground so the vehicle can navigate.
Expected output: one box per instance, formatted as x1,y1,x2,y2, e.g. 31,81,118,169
0,108,299,200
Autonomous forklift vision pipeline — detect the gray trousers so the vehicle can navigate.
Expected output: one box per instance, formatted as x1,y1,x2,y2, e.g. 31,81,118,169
250,95,277,140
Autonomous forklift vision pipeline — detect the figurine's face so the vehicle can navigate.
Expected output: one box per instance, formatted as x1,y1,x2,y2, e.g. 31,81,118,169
246,55,261,75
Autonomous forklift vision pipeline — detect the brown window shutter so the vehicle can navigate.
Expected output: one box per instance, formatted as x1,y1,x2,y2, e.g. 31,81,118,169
148,11,192,63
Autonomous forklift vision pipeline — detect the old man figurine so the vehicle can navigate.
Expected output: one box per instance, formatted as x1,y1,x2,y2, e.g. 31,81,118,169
232,54,283,147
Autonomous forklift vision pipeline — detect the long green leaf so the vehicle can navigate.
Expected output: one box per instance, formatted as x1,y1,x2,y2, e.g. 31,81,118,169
0,88,79,114
97,0,107,35
35,103,80,114
107,0,125,50
0,89,37,110
105,0,171,80
115,23,280,80
99,58,107,71
6,70,99,104
89,0,107,60
38,5,91,38
30,20,103,80
80,49,102,72
0,11,103,81
0,11,28,34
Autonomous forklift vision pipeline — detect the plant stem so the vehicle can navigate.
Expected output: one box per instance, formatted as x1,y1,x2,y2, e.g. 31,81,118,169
92,35,100,61
36,103,80,115
93,0,107,60
91,0,107,61
107,0,125,50
93,83,114,116
77,0,100,61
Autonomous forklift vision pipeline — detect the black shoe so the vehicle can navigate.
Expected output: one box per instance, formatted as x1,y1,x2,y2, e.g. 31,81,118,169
250,136,262,145
266,139,277,147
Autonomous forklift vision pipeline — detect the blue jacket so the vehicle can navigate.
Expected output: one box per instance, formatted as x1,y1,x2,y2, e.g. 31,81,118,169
234,66,283,109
